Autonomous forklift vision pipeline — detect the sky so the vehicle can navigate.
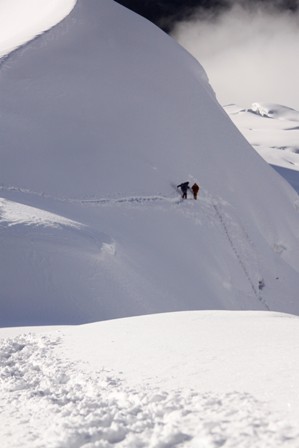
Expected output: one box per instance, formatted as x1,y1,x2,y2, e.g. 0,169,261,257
173,3,299,109
116,0,299,110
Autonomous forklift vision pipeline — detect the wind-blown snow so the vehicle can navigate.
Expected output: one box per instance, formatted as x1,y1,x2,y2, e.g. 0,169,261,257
0,0,76,57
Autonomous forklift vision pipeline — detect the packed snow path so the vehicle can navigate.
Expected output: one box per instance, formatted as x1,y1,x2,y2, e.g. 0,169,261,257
1,331,299,448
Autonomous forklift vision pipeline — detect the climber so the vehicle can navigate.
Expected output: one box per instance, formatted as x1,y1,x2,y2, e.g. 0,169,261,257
191,183,200,200
177,181,190,199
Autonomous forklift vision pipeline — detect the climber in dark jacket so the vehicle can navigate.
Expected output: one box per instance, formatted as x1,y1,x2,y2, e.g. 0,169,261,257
177,181,190,199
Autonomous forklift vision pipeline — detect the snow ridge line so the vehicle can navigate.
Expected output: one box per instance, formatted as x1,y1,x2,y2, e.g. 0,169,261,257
0,31,46,71
212,203,270,311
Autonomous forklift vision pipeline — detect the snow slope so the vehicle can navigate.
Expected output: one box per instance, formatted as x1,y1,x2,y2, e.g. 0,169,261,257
1,311,299,447
0,0,299,326
0,0,76,57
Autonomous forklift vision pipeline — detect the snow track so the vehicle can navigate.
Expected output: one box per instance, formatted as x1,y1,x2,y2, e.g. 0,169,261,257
212,202,270,310
1,332,298,448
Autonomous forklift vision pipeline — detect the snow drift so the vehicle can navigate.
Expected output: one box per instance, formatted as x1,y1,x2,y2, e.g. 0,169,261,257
0,0,299,325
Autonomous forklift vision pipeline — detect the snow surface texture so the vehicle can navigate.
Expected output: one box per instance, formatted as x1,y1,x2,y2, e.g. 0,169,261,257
1,0,299,325
0,0,76,57
1,312,299,447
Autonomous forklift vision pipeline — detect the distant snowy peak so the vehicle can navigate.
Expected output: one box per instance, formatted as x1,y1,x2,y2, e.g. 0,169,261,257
249,103,299,121
0,0,77,57
225,103,299,184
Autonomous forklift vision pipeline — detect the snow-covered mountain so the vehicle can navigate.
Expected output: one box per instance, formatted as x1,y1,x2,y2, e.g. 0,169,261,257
0,0,299,326
2,1,299,446
225,103,299,193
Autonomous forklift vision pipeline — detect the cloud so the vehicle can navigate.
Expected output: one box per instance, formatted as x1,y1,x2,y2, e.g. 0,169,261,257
172,4,299,109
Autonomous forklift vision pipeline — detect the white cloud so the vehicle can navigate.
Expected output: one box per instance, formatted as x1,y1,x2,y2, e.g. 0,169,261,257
173,5,299,109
